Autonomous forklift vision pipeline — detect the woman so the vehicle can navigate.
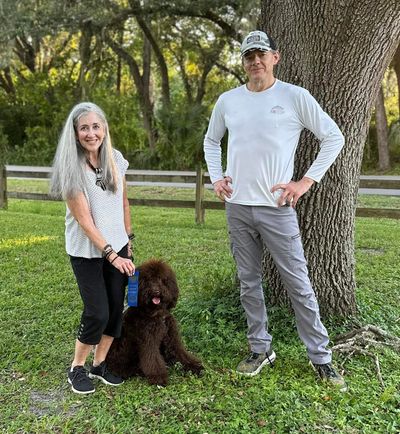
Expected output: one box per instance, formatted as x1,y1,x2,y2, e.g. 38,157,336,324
51,102,135,394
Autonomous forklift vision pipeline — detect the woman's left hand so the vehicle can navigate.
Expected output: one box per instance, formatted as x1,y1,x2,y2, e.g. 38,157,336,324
111,255,135,276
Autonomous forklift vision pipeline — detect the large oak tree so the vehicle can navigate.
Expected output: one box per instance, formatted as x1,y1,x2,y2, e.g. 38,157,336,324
260,0,400,316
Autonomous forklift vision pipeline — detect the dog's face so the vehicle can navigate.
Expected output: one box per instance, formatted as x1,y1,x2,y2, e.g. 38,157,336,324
136,259,179,310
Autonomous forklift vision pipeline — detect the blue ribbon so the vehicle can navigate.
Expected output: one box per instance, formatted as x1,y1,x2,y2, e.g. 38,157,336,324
127,270,139,307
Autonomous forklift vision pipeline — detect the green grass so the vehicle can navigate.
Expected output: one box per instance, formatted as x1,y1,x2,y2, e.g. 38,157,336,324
362,162,400,176
6,179,218,202
6,178,400,208
0,199,399,434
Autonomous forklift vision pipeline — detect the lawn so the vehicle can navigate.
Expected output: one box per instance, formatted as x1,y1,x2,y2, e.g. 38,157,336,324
0,199,399,434
6,178,400,209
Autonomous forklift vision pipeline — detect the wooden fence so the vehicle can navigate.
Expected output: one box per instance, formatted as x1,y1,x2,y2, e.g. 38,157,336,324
1,165,400,223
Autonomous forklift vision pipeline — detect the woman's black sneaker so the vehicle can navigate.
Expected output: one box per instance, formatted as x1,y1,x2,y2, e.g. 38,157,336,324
68,365,95,394
89,361,124,386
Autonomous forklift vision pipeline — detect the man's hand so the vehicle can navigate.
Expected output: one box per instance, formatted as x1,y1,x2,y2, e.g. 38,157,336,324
271,177,315,208
213,176,233,202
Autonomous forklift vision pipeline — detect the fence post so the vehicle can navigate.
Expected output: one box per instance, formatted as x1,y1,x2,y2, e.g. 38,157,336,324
0,166,7,209
195,164,205,224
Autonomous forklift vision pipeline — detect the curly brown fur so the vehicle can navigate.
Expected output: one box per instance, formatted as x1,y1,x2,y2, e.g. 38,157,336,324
106,259,203,386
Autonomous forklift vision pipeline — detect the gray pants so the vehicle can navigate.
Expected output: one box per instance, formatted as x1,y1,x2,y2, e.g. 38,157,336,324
226,202,331,364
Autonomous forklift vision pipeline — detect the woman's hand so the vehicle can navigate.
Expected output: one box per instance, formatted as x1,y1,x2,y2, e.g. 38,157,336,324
109,254,135,276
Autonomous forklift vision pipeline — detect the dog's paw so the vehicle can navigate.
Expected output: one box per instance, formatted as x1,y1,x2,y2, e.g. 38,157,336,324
184,362,204,376
147,375,168,387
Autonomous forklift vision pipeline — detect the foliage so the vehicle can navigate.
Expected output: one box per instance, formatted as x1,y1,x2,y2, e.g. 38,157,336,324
0,200,399,433
1,1,399,171
155,101,208,170
0,72,75,164
0,0,260,169
363,68,400,171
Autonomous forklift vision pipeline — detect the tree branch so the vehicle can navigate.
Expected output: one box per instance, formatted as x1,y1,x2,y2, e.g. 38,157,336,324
135,15,170,107
332,324,400,389
215,61,245,84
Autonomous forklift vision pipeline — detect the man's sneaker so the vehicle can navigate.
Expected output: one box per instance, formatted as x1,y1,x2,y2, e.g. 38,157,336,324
89,361,124,386
312,362,348,392
68,365,95,394
236,350,276,376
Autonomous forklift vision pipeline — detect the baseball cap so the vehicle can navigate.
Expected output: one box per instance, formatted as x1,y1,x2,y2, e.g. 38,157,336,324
240,30,277,57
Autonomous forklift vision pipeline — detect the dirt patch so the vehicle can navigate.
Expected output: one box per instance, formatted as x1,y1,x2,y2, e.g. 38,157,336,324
29,389,82,418
358,248,385,255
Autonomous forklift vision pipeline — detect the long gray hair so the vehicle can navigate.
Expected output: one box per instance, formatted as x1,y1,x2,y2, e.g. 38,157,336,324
50,102,118,199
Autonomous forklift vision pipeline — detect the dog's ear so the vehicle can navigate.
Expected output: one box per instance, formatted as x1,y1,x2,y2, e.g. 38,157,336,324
166,275,179,309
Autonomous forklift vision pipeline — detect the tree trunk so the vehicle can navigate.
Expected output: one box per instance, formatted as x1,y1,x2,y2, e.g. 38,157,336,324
260,0,400,316
106,34,157,150
375,86,390,171
14,36,37,73
0,67,15,94
136,15,170,108
392,43,400,117
195,41,226,105
116,29,124,94
77,22,93,101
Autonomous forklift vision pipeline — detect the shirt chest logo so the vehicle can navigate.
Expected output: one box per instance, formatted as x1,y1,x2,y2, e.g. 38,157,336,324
270,105,285,114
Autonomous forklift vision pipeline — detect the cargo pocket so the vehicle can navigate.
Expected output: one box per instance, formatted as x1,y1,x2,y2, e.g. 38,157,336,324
229,228,261,262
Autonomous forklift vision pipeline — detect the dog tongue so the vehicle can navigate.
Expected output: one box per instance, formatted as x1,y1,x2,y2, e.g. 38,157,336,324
152,297,161,305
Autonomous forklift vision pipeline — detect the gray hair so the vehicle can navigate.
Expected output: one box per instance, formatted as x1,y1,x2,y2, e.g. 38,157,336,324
50,102,118,199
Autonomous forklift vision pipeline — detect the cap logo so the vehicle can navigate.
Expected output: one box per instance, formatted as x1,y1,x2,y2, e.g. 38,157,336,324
247,35,261,43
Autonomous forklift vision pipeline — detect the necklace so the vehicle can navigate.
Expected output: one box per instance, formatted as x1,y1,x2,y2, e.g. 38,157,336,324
86,159,106,191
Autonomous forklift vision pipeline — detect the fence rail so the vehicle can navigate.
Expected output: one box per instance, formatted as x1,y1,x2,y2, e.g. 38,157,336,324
1,165,400,222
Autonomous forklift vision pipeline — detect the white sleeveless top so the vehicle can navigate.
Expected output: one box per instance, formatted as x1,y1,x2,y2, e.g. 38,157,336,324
65,149,129,258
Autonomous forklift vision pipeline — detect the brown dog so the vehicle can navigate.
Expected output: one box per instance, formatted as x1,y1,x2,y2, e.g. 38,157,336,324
106,259,203,386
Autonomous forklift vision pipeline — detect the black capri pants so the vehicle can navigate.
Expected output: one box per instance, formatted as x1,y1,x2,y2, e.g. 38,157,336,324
70,244,129,345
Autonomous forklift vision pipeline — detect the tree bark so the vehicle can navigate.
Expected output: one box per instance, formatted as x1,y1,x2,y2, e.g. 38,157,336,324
195,40,226,105
116,29,124,94
260,0,400,316
375,86,390,171
0,67,15,94
392,43,400,117
77,21,93,101
13,36,37,73
135,15,170,108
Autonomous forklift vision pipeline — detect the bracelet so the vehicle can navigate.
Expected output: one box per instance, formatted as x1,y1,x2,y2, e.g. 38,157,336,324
102,244,113,258
105,249,115,259
110,255,119,264
128,232,135,241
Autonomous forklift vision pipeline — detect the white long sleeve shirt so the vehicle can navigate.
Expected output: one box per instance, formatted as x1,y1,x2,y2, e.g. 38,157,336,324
203,79,344,207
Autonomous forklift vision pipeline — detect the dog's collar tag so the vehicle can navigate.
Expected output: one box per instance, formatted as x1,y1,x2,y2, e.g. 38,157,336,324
127,270,139,307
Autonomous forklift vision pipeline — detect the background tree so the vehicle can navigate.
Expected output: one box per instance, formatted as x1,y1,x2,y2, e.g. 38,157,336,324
1,0,399,174
375,85,390,171
392,43,400,116
0,0,257,166
260,0,400,316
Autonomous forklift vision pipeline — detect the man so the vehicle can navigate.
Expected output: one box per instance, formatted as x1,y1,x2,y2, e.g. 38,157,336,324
203,30,347,391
